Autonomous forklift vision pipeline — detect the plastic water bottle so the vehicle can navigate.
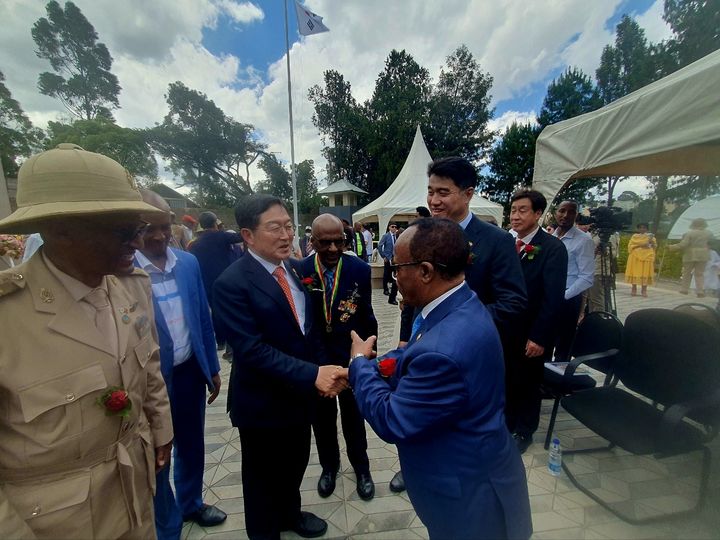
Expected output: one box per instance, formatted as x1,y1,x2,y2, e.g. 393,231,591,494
548,437,562,476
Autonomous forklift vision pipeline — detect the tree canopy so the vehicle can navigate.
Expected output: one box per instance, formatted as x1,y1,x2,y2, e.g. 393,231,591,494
0,71,44,177
31,1,120,120
256,155,323,215
149,81,265,207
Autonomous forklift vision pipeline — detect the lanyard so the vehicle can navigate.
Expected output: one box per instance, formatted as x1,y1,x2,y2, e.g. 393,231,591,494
314,254,343,332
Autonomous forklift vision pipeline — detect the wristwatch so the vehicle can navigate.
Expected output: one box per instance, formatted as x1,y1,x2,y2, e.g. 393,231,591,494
349,353,365,366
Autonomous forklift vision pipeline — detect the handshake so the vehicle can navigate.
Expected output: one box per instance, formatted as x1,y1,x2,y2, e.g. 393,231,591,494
314,331,377,398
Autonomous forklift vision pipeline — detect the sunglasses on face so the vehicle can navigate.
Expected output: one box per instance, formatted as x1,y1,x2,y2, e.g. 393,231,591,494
315,238,345,249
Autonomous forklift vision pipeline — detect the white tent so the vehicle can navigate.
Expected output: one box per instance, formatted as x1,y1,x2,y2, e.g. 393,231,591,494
532,49,720,203
353,126,503,234
668,195,720,240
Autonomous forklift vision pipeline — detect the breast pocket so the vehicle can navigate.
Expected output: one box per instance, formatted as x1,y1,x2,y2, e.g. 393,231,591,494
18,364,107,448
4,472,93,539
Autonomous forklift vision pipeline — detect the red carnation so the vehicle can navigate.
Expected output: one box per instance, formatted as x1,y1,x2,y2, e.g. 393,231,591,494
301,277,314,285
524,244,535,253
377,357,397,378
106,390,129,412
97,387,132,417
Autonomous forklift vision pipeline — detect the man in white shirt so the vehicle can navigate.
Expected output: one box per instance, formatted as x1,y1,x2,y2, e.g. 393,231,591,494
552,200,595,360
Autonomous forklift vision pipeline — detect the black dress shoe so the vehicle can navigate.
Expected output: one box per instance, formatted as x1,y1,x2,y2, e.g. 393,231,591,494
283,511,328,538
389,470,405,493
388,299,398,305
513,432,533,454
317,469,337,498
356,472,375,500
183,504,227,527
383,290,390,296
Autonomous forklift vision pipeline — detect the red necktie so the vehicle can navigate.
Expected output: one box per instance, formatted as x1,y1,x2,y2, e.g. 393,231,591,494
515,238,525,254
273,266,299,325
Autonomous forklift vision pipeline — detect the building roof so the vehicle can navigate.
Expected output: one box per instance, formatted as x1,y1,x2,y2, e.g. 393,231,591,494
318,178,368,195
148,184,199,208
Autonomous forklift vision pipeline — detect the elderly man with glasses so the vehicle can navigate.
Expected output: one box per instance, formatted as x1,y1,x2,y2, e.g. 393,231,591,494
0,144,173,539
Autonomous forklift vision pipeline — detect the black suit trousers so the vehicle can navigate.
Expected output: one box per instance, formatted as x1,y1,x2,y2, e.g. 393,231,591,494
505,346,548,437
382,260,398,300
312,390,370,475
239,424,311,540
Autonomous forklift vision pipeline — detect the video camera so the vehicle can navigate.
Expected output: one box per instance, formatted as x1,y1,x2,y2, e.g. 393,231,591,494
588,206,632,235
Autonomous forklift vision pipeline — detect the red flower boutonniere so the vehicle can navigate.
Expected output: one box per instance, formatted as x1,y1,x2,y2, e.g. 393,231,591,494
467,241,476,265
377,357,397,378
97,387,132,418
300,274,322,292
524,243,542,260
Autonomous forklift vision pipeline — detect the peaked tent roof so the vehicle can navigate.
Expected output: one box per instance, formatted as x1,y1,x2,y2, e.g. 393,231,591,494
353,126,503,234
532,49,720,203
318,178,368,195
668,195,720,240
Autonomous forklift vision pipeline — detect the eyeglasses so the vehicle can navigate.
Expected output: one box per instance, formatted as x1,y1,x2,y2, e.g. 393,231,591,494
262,223,296,237
390,260,448,280
314,238,345,249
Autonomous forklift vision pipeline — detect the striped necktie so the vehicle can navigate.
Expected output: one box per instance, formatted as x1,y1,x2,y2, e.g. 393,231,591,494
272,266,299,325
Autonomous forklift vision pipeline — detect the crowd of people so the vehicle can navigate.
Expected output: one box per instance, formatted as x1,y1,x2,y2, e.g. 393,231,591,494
0,144,717,540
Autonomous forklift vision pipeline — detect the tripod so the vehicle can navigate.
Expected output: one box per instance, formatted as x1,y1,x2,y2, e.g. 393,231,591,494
596,228,617,316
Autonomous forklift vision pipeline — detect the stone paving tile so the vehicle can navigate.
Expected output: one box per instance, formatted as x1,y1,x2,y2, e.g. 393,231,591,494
175,286,720,539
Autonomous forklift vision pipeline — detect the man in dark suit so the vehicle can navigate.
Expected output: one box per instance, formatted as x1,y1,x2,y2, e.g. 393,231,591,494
378,223,399,304
347,218,532,540
135,191,226,538
301,214,378,501
507,189,568,453
213,195,347,540
394,156,526,491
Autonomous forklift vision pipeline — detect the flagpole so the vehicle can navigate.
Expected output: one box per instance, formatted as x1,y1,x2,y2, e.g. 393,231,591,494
284,0,299,230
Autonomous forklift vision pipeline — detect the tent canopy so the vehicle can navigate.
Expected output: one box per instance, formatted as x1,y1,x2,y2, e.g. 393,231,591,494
668,195,720,240
532,50,720,203
353,126,503,234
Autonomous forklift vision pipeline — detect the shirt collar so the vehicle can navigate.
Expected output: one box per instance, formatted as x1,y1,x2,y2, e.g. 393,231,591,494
421,281,465,320
248,248,290,275
458,212,473,230
554,225,579,239
510,226,540,244
134,247,177,274
43,251,103,302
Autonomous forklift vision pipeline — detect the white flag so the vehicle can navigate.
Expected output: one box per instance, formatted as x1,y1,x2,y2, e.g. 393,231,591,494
294,1,329,36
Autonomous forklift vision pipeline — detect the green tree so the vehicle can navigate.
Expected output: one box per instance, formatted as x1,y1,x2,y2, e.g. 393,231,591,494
366,50,432,199
257,154,292,200
257,156,322,214
484,122,540,216
663,0,720,67
537,67,602,129
31,1,120,120
425,45,494,162
45,118,157,183
308,71,371,189
150,82,264,207
0,71,44,177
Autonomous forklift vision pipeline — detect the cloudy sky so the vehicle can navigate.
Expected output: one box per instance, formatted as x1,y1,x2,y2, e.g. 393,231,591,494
2,0,673,193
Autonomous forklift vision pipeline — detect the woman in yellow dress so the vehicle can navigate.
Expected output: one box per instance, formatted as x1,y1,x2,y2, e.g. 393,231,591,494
625,223,657,297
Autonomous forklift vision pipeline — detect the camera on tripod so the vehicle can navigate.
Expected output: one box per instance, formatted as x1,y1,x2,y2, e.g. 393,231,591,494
587,206,632,239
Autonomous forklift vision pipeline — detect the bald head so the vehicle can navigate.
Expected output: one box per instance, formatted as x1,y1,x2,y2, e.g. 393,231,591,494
311,213,345,268
140,189,172,214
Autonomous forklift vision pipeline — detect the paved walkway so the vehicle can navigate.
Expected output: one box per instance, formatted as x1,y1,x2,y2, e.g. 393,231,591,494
182,283,719,539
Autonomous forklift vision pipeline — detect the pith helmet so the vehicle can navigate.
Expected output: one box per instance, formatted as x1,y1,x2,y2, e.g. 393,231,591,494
0,143,162,234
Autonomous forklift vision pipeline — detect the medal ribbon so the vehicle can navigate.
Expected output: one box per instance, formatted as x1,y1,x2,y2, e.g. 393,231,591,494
314,254,342,328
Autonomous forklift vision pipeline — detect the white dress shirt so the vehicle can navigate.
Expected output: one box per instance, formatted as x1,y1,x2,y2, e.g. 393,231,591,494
248,249,306,334
420,281,466,320
135,248,193,366
510,226,540,246
458,212,473,230
553,226,595,300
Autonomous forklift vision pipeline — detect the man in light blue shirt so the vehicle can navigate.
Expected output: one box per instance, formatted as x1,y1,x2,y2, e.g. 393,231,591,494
552,200,595,360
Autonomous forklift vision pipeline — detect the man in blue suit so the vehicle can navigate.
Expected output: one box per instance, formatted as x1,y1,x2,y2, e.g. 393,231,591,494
347,218,532,540
213,195,347,540
378,223,399,304
301,214,377,501
135,191,226,539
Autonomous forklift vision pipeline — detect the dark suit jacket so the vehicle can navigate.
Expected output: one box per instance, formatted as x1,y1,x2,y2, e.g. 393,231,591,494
350,284,532,539
188,230,242,301
212,254,325,429
299,254,377,366
517,228,568,350
400,216,527,342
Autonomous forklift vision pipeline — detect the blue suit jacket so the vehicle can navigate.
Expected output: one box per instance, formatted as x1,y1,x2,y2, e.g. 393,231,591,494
299,254,377,365
377,232,395,260
137,249,220,394
213,254,326,429
350,284,532,539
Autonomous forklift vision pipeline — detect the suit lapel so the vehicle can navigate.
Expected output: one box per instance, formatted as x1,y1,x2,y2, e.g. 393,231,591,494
246,256,302,333
27,254,115,356
107,274,138,356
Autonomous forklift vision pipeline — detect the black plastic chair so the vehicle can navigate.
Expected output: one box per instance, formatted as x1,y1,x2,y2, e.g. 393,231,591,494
542,311,623,449
673,302,720,331
559,308,720,524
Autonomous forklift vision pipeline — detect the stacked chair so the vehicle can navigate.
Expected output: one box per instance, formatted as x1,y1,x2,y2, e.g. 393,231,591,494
559,308,720,523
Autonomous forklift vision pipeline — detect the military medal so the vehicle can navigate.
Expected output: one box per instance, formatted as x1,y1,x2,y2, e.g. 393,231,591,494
39,288,55,303
119,307,131,324
314,254,342,334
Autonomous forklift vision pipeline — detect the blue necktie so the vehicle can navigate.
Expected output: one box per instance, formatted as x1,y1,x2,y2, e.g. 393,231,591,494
324,269,334,304
409,314,424,342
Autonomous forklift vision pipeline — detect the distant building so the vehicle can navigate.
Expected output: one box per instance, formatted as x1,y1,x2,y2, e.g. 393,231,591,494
318,179,368,224
147,184,200,210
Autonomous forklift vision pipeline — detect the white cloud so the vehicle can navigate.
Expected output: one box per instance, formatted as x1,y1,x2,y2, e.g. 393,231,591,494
1,0,670,193
635,0,673,44
488,110,539,137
